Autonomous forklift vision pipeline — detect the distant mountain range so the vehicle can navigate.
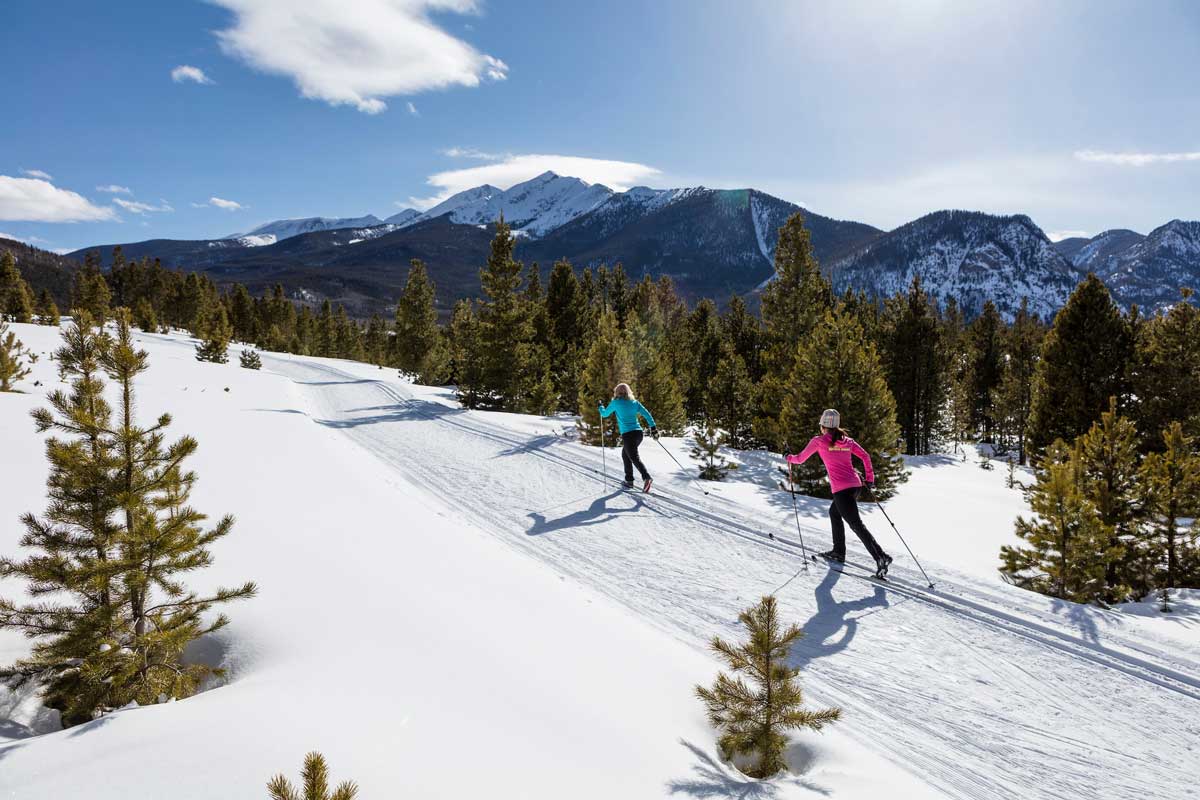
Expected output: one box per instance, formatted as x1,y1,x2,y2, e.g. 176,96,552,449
65,171,1199,319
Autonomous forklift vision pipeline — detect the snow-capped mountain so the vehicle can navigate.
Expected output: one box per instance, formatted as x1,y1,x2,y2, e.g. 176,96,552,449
1064,221,1200,310
383,208,422,226
827,211,1079,319
1053,229,1145,270
226,215,384,245
416,171,614,236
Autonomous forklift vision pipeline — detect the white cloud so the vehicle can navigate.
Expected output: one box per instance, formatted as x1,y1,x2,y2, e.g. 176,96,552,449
0,231,51,245
172,64,214,85
21,168,53,180
0,175,118,222
1075,149,1200,167
96,184,133,194
409,153,662,209
113,197,174,215
210,0,508,114
440,146,505,160
1046,229,1089,242
194,196,246,211
406,101,419,115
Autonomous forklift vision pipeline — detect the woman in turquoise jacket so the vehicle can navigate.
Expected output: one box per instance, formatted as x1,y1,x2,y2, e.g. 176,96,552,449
598,382,658,492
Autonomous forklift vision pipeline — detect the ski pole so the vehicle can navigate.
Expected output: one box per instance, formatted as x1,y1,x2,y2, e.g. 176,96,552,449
866,485,934,588
653,434,709,496
786,463,809,568
599,412,607,490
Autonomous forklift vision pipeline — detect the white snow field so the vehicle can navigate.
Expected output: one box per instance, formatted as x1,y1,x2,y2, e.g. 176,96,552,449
1,323,1198,799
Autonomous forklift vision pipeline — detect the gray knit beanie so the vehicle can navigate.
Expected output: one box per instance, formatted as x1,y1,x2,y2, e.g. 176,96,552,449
819,409,840,429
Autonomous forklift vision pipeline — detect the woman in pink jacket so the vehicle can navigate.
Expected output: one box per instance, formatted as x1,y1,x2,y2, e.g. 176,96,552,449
786,409,893,577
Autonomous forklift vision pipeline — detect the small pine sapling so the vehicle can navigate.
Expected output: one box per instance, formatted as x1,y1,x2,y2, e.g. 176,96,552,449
691,422,738,481
268,752,358,800
1006,457,1017,489
0,320,34,391
195,304,232,363
240,349,263,370
696,595,840,779
978,450,994,470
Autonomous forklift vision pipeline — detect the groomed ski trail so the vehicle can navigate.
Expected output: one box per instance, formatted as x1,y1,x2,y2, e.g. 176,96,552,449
255,350,1199,800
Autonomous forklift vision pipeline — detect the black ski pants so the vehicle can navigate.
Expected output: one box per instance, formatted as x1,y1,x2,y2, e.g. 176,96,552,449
621,430,651,483
829,487,886,561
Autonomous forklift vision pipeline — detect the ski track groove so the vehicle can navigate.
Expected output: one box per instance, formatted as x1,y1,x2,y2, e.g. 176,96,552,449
258,353,1198,800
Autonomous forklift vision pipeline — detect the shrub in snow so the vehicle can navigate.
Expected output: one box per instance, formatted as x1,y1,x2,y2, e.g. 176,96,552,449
696,595,840,779
268,752,358,800
0,319,33,390
240,349,263,370
691,422,738,480
0,312,256,725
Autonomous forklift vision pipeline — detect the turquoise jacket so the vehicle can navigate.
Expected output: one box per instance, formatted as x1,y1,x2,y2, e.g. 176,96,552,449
598,397,656,435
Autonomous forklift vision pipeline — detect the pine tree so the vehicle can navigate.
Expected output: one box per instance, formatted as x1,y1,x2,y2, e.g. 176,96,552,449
134,297,158,333
314,300,336,358
0,319,34,391
394,259,440,376
626,311,686,435
691,422,739,480
195,303,233,363
476,218,533,409
0,250,34,323
720,295,764,382
577,311,633,446
696,595,840,779
1132,288,1200,449
545,259,587,411
35,288,60,326
941,297,973,456
1029,274,1133,456
72,252,112,326
1139,423,1200,593
449,299,486,408
1075,399,1141,600
1000,442,1118,602
779,307,906,498
1,314,124,723
228,284,258,344
240,349,263,370
362,314,388,367
966,301,1004,441
681,298,723,418
881,276,945,455
101,312,256,705
756,213,834,447
991,298,1043,464
267,752,358,800
708,343,756,448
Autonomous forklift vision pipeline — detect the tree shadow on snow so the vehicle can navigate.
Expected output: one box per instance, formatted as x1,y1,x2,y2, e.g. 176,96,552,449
494,433,562,458
1048,598,1104,644
666,739,831,798
313,400,465,430
790,567,889,671
526,490,650,536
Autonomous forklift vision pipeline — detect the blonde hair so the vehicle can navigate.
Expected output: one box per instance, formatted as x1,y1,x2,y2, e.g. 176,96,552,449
613,382,634,400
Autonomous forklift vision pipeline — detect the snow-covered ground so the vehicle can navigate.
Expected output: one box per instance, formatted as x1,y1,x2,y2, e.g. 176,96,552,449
2,322,1198,799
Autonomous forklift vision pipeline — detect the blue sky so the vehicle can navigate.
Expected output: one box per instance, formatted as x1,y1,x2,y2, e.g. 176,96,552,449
3,0,1198,253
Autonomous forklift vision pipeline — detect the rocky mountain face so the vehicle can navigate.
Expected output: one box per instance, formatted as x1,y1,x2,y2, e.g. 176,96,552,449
1054,222,1200,310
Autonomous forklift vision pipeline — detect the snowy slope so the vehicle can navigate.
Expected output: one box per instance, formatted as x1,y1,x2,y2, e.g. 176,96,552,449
3,323,1199,799
382,207,421,227
416,171,613,236
225,215,384,243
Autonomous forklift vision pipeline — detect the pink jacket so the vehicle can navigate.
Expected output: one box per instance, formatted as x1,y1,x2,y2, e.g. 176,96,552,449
786,434,874,494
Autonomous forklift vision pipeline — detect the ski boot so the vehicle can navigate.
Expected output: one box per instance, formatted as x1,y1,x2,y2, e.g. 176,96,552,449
621,479,636,490
642,478,653,493
816,549,845,564
874,553,894,579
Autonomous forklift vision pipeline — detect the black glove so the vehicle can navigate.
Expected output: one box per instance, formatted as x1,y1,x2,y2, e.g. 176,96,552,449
650,427,660,439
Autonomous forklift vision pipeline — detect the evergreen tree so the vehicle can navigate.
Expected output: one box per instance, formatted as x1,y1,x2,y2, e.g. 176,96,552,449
394,259,440,376
314,301,336,358
577,311,633,446
1,315,123,723
681,299,723,418
0,319,34,391
240,349,263,370
1139,423,1200,592
1075,399,1141,600
35,288,60,326
195,303,232,363
72,252,112,326
696,595,840,779
476,218,533,410
363,314,388,367
1028,274,1133,455
721,295,764,382
941,297,973,456
626,310,687,436
268,752,358,800
1000,442,1119,602
449,300,486,408
708,343,756,448
756,213,833,447
779,307,906,498
966,300,1004,441
1132,288,1200,449
0,250,34,322
133,297,158,333
228,284,258,344
691,422,739,480
545,259,587,411
991,298,1042,464
881,276,945,455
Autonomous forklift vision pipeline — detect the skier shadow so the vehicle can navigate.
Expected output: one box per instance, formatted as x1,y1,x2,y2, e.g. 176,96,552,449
789,566,889,672
526,490,649,536
315,401,466,429
495,433,561,458
666,739,831,798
